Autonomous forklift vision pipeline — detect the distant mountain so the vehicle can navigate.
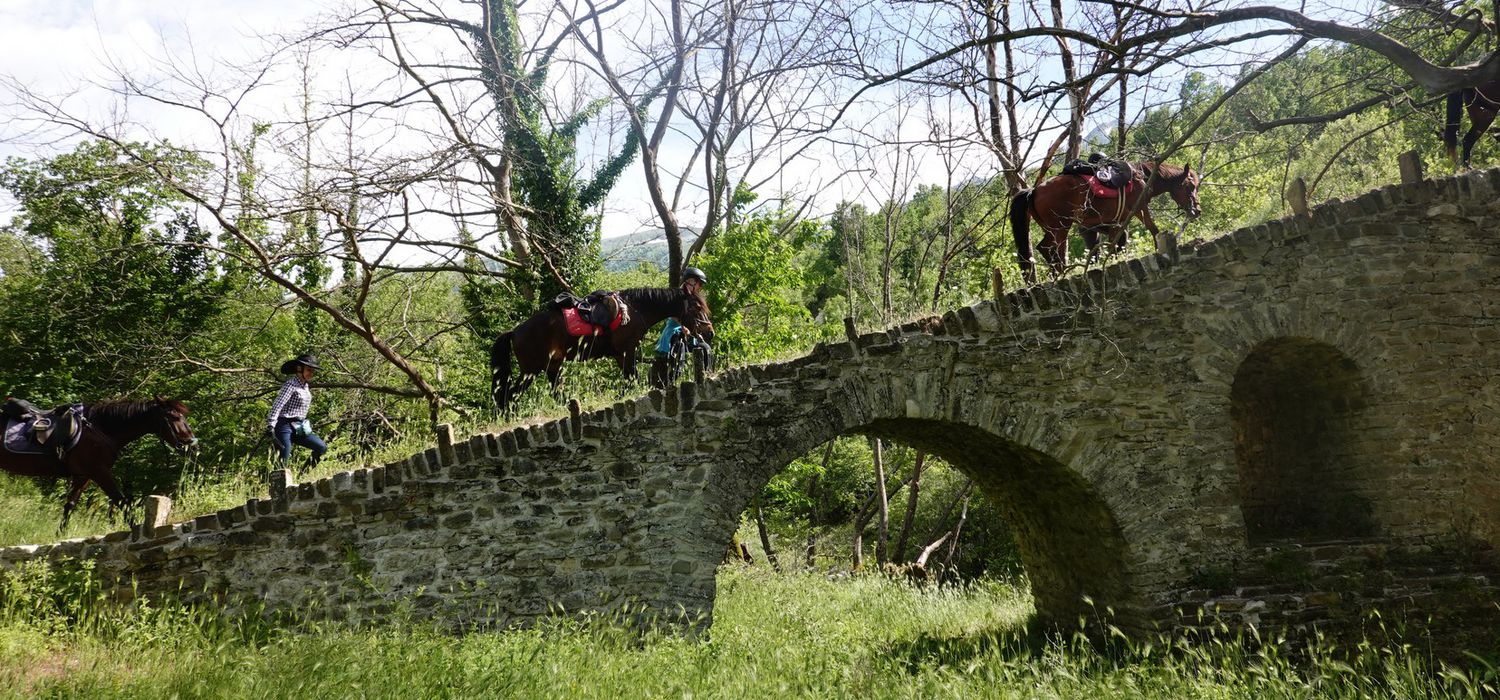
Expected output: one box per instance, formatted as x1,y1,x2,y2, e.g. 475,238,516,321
1083,123,1115,153
601,227,701,272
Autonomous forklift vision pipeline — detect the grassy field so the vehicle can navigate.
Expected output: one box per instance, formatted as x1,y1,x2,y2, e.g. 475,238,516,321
0,562,1495,699
2,433,1497,698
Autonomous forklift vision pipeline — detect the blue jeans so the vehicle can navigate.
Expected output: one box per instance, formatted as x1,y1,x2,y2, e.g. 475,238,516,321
273,417,326,467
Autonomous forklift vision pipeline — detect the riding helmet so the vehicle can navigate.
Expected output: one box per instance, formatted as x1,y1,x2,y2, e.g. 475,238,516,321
682,267,708,285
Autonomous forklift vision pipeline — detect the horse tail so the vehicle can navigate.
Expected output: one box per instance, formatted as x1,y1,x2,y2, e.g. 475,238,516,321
489,331,516,412
1009,189,1035,284
1444,88,1468,165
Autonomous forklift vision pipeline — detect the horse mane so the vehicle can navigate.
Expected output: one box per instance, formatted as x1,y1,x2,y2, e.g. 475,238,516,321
1140,160,1188,183
87,398,186,429
616,287,690,312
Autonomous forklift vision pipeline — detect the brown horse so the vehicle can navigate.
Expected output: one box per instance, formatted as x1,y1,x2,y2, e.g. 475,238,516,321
0,397,197,532
1010,160,1202,284
1443,79,1500,169
490,288,715,413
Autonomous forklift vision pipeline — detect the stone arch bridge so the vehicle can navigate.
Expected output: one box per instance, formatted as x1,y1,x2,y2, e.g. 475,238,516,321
6,169,1500,646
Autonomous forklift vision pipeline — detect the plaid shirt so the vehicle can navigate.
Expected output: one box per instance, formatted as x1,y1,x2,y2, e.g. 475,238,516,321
267,376,312,430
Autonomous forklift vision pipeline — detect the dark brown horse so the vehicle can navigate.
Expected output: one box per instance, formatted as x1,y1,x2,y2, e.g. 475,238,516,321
1443,79,1500,169
490,288,715,413
0,397,196,532
1010,160,1202,284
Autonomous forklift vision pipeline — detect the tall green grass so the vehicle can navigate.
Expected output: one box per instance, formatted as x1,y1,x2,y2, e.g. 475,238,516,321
0,562,1494,699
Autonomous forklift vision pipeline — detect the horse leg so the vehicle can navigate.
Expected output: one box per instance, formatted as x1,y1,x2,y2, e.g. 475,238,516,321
505,373,537,416
94,470,136,530
1080,226,1102,265
617,351,639,388
1035,221,1070,279
1136,206,1172,254
545,353,566,403
1462,126,1484,169
58,475,89,534
1458,103,1494,169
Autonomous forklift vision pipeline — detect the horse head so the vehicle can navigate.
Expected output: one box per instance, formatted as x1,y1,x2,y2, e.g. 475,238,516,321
1163,163,1202,219
679,291,715,344
151,396,198,453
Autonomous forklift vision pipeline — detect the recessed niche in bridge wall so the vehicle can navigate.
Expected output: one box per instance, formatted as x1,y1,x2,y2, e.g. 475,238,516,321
1231,337,1374,544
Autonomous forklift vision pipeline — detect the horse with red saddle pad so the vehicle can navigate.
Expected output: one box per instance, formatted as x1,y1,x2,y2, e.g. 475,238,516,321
489,287,715,413
1010,158,1203,284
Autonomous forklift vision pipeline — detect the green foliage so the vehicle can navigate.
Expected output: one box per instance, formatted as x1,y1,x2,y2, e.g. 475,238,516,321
697,208,839,364
0,141,237,491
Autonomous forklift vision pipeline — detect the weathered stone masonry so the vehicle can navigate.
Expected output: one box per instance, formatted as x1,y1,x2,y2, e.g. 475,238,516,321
4,168,1500,647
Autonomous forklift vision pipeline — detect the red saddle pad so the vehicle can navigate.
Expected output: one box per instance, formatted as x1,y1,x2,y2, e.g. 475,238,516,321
562,307,622,337
1085,175,1140,200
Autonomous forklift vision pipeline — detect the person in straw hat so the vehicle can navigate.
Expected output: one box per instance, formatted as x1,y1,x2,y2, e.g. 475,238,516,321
267,354,327,469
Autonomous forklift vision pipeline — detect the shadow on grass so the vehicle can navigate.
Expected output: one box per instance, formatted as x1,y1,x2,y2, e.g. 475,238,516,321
885,613,1085,672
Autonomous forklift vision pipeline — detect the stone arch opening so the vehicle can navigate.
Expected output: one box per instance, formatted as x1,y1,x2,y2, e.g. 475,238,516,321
1231,337,1374,544
716,416,1138,631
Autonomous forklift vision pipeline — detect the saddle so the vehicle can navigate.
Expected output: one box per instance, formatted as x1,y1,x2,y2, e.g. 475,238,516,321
1083,175,1140,201
1062,156,1138,198
2,397,84,457
554,291,630,337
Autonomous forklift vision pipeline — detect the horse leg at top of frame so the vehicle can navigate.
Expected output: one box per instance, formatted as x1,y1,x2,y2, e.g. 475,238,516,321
1108,226,1129,253
618,351,639,383
1136,207,1173,254
1463,127,1485,169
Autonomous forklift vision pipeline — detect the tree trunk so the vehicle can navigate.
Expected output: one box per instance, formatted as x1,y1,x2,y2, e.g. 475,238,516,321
940,490,973,574
753,495,780,572
894,451,926,563
1051,0,1083,161
851,470,917,572
872,438,890,565
916,481,974,572
806,441,834,569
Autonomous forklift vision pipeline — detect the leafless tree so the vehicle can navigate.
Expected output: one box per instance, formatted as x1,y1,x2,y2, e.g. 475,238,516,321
564,0,854,283
1,33,515,430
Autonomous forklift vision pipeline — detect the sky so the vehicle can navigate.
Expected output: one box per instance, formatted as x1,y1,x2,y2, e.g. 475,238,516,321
0,0,1309,242
0,0,1035,240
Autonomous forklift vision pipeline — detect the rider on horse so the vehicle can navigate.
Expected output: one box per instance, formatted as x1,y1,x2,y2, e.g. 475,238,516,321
653,267,712,383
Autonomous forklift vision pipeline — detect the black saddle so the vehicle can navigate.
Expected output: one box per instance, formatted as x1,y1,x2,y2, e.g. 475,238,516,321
1,397,44,420
1063,155,1133,189
2,397,83,453
553,290,628,327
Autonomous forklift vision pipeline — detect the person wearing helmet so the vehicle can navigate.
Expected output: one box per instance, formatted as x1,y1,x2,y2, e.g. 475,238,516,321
652,267,712,387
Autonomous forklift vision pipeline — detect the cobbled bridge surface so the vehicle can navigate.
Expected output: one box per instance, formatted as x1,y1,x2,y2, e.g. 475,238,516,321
6,169,1500,649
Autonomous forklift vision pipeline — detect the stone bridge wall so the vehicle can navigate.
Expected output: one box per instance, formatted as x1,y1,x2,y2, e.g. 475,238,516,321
4,168,1500,647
